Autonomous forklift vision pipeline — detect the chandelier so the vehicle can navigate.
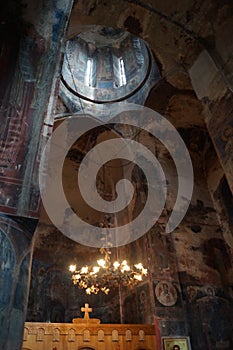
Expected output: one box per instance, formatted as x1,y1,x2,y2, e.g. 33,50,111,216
69,247,147,295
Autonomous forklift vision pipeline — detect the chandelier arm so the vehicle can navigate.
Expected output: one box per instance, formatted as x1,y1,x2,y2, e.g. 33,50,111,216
70,251,148,294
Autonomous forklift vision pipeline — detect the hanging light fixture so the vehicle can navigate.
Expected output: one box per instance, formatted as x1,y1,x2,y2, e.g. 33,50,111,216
69,247,147,295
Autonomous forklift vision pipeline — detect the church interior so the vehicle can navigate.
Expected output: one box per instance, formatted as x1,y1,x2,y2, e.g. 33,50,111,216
0,1,233,350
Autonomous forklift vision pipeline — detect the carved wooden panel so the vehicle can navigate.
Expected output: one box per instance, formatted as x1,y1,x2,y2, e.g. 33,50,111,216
98,329,105,342
126,329,132,341
52,328,60,342
23,322,156,350
112,329,119,342
139,329,145,341
68,328,75,342
83,329,90,342
36,327,44,341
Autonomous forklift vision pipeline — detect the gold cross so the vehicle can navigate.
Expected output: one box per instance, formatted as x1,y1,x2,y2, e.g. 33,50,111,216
81,303,92,321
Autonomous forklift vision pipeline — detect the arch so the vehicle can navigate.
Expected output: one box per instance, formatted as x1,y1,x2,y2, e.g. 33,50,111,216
14,253,31,312
138,329,145,341
0,229,15,347
125,329,132,341
0,229,15,304
83,329,90,342
52,327,60,342
112,329,119,342
36,327,45,341
68,2,233,93
97,329,104,342
68,328,76,342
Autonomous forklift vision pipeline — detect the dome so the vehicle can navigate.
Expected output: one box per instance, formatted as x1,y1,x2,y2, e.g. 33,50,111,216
60,26,160,114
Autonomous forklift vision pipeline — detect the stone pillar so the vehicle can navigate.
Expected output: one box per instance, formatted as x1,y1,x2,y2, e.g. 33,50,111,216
189,50,233,250
189,50,233,349
0,214,37,350
0,0,74,348
189,50,233,195
0,0,74,217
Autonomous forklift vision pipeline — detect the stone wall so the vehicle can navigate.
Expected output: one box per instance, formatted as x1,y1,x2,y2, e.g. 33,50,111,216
26,259,120,324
